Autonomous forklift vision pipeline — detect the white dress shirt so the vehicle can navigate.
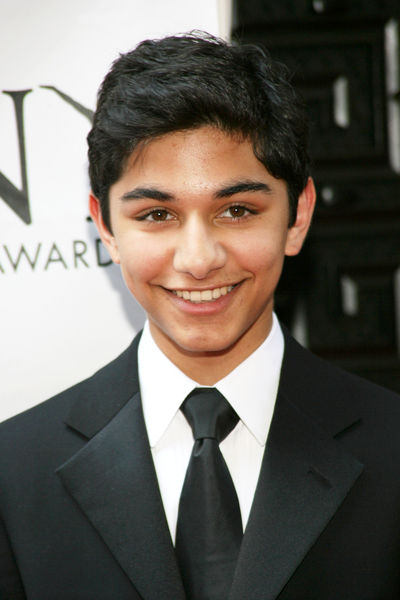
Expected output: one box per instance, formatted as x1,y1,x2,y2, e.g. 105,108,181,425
138,313,284,543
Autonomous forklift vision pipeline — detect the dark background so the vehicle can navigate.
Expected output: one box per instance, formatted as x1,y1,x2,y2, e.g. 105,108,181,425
233,0,400,392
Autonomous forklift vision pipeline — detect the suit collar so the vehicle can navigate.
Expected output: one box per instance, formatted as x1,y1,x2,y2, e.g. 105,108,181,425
230,328,364,599
65,332,142,439
57,389,185,600
230,389,363,600
58,331,185,599
279,326,363,437
64,325,361,441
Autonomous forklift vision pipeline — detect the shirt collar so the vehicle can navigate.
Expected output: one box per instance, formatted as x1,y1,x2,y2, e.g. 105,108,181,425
215,314,284,445
138,314,284,448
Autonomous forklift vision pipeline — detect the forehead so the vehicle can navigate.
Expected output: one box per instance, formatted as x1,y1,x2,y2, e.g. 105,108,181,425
116,126,286,195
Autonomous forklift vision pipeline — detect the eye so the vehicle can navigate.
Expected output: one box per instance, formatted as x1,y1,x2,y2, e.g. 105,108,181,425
219,205,253,219
137,209,174,222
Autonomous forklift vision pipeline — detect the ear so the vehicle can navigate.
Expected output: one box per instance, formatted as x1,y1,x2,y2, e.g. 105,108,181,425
89,193,120,264
285,177,316,257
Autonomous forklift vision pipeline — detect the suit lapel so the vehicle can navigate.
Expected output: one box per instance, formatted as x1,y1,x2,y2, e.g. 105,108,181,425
230,332,364,600
56,336,185,600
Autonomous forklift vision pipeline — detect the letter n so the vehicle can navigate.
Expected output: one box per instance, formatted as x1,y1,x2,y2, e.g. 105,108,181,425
0,90,32,224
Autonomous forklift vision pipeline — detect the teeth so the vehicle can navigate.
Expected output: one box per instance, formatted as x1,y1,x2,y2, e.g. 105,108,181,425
174,285,234,303
201,290,213,301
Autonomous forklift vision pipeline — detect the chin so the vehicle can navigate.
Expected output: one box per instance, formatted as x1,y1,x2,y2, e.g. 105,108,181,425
171,330,241,356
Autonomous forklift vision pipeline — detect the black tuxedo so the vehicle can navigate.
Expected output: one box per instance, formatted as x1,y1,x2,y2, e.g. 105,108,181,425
1,329,400,599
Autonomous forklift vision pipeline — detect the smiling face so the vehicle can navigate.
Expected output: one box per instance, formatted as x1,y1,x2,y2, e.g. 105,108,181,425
90,126,315,380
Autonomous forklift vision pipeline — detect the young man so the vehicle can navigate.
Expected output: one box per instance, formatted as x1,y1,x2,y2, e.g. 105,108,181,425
1,33,400,600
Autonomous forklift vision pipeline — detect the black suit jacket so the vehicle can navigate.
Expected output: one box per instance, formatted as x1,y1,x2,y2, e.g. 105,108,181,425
1,330,400,599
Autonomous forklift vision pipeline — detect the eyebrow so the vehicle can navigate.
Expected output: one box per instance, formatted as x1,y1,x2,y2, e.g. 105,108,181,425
121,187,173,201
215,181,272,198
120,180,272,202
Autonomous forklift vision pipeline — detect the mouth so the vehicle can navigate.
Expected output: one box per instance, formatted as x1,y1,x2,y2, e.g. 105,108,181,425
171,284,237,304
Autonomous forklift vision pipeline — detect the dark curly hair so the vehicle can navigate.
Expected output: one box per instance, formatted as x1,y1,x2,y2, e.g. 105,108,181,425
88,32,310,231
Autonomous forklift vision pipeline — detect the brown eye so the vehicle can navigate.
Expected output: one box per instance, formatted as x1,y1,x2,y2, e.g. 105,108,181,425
137,208,174,223
228,206,246,218
219,205,253,220
151,210,168,221
148,209,171,221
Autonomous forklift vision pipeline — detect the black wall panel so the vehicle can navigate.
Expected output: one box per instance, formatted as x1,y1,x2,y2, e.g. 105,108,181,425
234,0,400,391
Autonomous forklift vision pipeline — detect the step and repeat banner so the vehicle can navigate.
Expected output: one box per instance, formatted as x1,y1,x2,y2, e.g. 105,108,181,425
1,0,229,421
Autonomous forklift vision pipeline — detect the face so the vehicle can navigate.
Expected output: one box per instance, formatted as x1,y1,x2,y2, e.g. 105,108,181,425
90,126,315,370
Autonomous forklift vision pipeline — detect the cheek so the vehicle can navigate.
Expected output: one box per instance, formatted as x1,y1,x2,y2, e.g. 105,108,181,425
236,233,287,275
117,234,170,289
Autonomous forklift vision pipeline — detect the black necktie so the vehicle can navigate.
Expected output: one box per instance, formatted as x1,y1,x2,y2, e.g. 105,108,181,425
175,387,243,600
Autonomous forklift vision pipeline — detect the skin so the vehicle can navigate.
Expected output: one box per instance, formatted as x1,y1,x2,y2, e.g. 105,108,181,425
90,126,316,384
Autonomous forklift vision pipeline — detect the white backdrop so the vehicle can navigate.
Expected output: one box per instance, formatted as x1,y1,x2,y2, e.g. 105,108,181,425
0,0,230,421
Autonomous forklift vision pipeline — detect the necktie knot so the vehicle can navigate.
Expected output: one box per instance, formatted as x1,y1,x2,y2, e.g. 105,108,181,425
181,387,238,443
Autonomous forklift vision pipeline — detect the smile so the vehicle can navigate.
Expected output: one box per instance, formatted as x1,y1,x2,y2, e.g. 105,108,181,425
172,285,235,303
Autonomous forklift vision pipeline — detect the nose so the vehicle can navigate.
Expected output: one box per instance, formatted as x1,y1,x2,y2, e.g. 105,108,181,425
173,216,226,279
